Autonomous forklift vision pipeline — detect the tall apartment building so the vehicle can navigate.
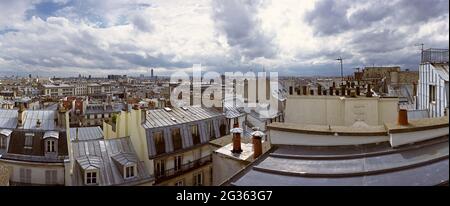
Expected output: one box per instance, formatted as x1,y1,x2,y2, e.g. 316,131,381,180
103,105,230,186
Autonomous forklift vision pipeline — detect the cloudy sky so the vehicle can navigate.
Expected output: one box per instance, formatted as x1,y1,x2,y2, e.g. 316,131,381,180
0,0,448,77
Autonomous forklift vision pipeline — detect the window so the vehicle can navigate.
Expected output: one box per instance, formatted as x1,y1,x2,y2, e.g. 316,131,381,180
24,133,34,149
86,171,98,185
191,124,200,145
208,121,215,139
0,136,6,149
154,131,165,155
46,140,56,153
20,168,31,184
429,85,437,103
174,179,184,186
174,155,182,172
155,160,165,178
171,128,182,150
45,170,57,185
125,166,135,179
194,172,203,186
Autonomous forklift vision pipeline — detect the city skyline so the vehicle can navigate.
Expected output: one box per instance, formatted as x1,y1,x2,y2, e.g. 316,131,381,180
0,0,448,77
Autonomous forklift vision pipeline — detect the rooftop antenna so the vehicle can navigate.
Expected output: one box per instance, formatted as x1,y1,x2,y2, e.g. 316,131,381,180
415,43,424,62
335,57,343,82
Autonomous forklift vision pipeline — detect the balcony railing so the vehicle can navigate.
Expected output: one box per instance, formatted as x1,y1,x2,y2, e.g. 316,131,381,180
155,155,211,182
422,48,449,63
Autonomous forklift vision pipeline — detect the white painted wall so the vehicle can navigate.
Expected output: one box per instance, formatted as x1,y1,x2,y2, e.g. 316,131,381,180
418,63,449,117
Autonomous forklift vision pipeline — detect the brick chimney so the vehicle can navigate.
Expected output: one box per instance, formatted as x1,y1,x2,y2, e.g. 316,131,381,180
398,109,409,126
18,103,25,127
251,130,264,159
230,127,243,154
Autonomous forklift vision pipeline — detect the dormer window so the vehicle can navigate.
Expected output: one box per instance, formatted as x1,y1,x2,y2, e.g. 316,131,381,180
46,140,56,153
43,131,59,156
111,153,138,180
85,170,98,185
125,165,136,179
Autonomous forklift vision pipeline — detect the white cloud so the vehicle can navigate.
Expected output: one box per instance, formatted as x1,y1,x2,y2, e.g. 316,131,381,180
0,0,448,77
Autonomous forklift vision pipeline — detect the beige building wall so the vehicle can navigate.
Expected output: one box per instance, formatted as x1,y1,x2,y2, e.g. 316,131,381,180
0,160,65,185
285,96,398,126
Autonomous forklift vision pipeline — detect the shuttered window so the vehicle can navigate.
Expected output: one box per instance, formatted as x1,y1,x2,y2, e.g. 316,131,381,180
45,170,57,185
20,168,31,184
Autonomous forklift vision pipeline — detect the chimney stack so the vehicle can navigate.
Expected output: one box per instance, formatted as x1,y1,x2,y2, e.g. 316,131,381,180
230,127,243,154
332,82,336,88
141,108,147,124
251,131,264,159
18,103,25,127
366,84,373,97
398,109,409,126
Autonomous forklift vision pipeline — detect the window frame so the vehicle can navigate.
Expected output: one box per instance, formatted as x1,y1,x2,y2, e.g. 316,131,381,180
85,170,98,185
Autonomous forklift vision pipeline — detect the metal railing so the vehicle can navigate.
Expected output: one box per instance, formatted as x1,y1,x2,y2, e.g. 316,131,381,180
155,155,211,181
422,48,449,63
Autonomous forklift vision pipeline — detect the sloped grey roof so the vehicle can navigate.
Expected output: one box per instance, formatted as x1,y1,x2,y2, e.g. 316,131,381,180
142,106,224,129
111,153,138,167
22,110,56,130
43,131,59,139
0,129,12,137
76,156,102,170
69,127,103,141
72,137,153,186
0,109,18,129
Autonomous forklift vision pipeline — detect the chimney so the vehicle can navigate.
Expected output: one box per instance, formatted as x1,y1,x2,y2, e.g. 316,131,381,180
36,119,41,128
318,85,322,95
75,128,79,141
141,108,147,124
230,127,243,154
58,103,67,128
356,86,361,96
302,86,307,95
332,82,336,88
329,87,334,96
366,84,373,97
398,109,409,126
18,103,25,127
413,82,417,96
351,82,355,88
251,131,264,159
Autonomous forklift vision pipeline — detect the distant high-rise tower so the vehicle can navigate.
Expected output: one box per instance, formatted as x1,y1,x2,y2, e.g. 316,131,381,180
151,68,154,78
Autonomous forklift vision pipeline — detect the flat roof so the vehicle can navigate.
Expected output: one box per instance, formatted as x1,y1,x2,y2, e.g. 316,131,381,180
227,136,449,186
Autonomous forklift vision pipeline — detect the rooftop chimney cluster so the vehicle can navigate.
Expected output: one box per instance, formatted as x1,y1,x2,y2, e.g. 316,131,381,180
230,124,264,160
290,81,374,98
